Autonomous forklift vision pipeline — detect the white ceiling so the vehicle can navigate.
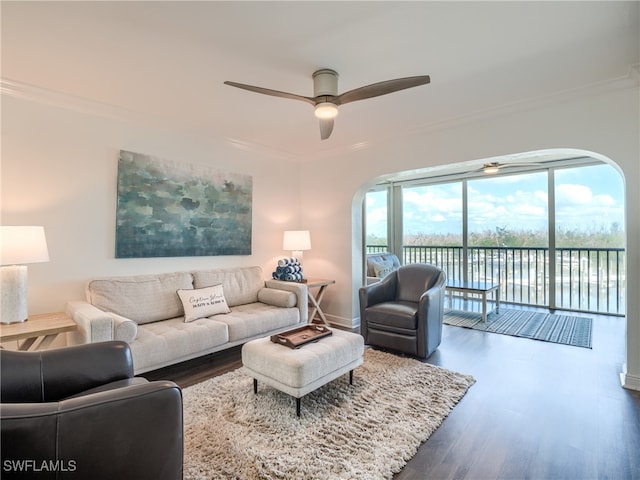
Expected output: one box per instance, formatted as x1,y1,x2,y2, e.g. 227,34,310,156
2,1,639,160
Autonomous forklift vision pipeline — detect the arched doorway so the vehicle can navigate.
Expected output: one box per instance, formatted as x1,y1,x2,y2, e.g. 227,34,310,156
358,150,626,317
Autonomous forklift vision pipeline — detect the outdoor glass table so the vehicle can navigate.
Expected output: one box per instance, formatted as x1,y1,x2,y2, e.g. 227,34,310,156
445,280,500,322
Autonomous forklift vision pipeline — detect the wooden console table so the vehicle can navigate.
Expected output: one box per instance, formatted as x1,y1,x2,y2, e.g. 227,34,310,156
0,312,77,351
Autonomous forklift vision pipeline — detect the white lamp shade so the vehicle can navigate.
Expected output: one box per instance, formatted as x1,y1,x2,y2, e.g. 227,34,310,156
0,226,50,265
282,230,311,251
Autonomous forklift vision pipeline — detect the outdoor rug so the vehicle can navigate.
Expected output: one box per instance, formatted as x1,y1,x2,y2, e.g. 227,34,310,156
444,308,593,348
182,348,475,480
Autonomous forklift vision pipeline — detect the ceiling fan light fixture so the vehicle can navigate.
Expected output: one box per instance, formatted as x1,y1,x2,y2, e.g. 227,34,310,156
483,163,500,174
314,102,339,119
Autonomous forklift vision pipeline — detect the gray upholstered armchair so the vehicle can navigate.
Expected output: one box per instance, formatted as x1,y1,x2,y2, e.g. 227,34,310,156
359,263,446,359
0,341,183,480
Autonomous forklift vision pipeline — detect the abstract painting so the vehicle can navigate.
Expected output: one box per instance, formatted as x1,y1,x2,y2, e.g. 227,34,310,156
116,150,252,258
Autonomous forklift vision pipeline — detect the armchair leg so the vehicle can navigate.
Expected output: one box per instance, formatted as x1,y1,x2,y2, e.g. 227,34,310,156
253,378,258,394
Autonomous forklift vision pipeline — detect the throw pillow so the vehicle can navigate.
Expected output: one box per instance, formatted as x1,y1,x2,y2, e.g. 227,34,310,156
373,260,394,278
177,284,231,323
109,312,138,343
257,287,297,308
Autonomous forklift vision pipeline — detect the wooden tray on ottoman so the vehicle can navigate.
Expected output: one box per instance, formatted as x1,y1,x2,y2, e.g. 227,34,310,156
270,325,332,349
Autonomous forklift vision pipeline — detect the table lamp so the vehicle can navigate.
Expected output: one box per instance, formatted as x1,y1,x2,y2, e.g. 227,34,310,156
282,230,311,260
0,226,50,324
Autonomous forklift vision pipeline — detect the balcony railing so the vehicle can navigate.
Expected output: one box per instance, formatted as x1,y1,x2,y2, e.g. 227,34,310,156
366,245,626,315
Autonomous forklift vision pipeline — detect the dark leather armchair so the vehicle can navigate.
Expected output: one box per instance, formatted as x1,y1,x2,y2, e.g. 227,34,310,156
0,341,183,480
359,263,446,359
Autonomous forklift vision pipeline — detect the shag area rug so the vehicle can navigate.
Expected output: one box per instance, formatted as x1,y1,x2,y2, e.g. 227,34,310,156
444,308,592,348
182,348,474,480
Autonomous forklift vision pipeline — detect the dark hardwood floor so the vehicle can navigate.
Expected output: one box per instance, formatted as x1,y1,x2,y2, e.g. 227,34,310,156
143,308,640,480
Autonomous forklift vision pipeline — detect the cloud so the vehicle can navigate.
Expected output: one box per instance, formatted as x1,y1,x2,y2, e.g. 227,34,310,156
593,194,616,206
555,184,593,205
367,207,388,224
403,187,462,217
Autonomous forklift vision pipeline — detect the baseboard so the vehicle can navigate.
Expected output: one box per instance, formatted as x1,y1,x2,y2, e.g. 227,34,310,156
620,364,640,391
324,313,359,331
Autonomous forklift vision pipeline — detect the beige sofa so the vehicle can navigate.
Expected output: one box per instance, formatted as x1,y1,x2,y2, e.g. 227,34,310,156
66,266,308,373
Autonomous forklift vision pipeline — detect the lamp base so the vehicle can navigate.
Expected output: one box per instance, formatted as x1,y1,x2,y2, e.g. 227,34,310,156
1,265,28,324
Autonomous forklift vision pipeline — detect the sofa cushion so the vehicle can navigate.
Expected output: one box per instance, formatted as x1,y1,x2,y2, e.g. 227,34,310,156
212,303,300,342
129,316,229,372
192,266,264,307
178,284,231,323
87,272,193,324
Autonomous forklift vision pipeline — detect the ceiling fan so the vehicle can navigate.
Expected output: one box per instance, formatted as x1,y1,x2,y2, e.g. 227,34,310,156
224,69,430,140
476,162,543,174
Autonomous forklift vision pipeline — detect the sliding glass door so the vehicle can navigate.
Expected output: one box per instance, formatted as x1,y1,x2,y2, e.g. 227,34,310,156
467,171,549,306
365,161,625,315
553,164,625,313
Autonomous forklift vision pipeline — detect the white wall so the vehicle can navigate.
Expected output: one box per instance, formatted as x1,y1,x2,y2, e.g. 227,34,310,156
299,87,640,389
1,94,303,314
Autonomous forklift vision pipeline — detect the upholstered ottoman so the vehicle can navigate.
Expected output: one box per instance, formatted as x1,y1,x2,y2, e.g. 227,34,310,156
241,328,365,416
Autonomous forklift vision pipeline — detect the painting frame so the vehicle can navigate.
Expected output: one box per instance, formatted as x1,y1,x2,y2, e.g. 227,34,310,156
115,150,252,258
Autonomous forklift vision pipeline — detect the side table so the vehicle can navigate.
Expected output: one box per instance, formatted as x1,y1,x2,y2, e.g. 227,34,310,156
305,278,335,325
0,312,77,351
445,280,500,323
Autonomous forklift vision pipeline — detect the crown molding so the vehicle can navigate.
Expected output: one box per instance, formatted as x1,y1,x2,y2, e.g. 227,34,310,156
0,78,143,124
3,65,638,163
0,77,300,163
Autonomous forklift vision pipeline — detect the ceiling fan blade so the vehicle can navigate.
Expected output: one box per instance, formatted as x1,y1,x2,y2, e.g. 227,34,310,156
224,81,316,106
336,75,430,105
319,118,334,140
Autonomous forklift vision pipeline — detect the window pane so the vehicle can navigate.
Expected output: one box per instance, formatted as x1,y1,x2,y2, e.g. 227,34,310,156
467,171,548,304
402,182,462,245
554,164,625,313
554,164,624,247
365,189,388,252
402,182,462,273
467,172,548,246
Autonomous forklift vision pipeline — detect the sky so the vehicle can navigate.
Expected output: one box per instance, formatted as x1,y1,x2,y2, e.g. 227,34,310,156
366,164,625,239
